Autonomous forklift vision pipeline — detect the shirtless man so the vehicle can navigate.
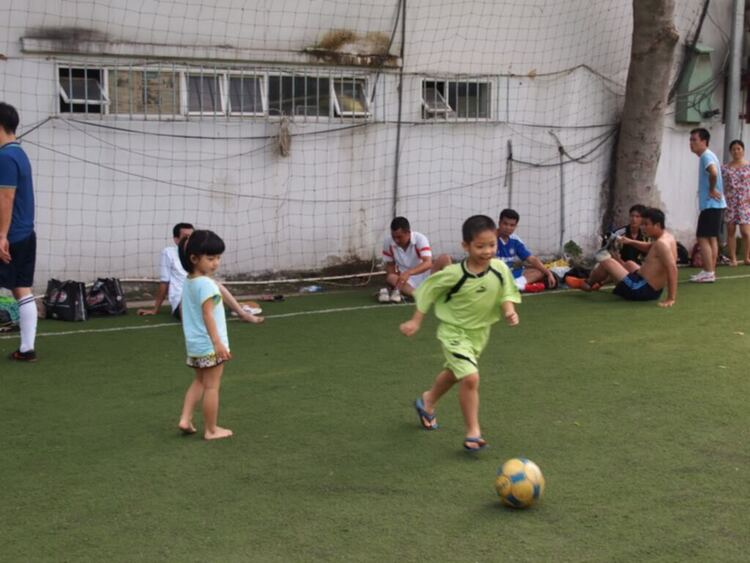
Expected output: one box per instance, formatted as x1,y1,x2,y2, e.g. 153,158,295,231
583,207,677,308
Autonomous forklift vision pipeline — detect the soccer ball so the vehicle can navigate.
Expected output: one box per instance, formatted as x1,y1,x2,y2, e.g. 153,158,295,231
495,457,545,508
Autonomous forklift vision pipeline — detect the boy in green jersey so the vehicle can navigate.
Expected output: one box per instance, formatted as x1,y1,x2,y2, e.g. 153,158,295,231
400,215,521,452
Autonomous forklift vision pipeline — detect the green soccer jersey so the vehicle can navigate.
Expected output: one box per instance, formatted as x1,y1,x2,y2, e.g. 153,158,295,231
415,258,521,330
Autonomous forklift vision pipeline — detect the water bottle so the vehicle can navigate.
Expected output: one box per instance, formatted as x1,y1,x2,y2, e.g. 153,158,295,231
300,285,323,293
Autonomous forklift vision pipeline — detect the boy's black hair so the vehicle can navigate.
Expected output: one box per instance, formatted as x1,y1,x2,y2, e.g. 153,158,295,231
0,102,20,135
628,204,647,215
462,215,497,243
178,229,225,273
690,128,710,144
499,208,519,223
641,207,665,229
729,139,744,150
390,216,410,232
172,222,194,239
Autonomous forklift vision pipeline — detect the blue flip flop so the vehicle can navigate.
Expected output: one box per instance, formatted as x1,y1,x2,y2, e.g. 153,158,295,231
414,398,438,430
463,436,488,452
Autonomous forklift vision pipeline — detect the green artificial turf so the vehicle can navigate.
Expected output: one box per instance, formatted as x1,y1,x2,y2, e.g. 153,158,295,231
1,269,749,562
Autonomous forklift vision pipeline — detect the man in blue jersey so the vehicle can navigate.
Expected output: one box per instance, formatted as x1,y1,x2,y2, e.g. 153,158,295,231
0,103,38,361
496,209,557,291
688,128,726,283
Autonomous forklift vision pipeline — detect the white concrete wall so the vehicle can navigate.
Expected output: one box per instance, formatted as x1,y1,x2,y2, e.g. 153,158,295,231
655,0,733,245
0,0,736,286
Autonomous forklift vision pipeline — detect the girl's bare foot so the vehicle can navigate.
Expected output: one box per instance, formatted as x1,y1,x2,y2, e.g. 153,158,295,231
204,427,233,440
178,420,197,435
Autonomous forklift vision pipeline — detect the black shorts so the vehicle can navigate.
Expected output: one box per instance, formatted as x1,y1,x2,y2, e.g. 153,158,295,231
696,208,724,238
0,231,36,290
613,271,663,302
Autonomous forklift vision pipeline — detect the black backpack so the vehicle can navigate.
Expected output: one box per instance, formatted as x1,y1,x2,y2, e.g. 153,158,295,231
676,242,690,265
86,278,127,316
44,279,88,321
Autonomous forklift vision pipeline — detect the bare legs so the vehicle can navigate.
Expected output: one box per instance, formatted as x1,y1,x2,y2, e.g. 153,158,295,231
421,369,481,441
386,254,453,298
179,364,233,440
726,223,750,265
584,258,638,289
697,236,718,274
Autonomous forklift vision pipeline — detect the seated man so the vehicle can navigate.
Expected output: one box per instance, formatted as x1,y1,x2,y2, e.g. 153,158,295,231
138,223,262,322
380,216,451,303
496,209,557,291
582,207,677,307
609,204,648,265
138,222,194,319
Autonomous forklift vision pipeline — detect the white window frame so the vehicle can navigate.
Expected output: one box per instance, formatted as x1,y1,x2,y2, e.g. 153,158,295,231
422,78,492,121
183,71,227,116
226,71,267,116
106,66,184,119
267,72,332,120
57,66,109,110
422,79,451,117
331,76,370,118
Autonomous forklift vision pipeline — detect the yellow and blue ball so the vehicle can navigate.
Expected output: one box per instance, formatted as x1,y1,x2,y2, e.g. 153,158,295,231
495,457,545,508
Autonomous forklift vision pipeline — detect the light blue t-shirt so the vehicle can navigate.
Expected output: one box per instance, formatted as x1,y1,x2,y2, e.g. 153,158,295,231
698,149,726,211
181,276,228,357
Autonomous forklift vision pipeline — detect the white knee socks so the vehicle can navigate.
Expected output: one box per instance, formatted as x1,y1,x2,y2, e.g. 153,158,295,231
17,295,37,353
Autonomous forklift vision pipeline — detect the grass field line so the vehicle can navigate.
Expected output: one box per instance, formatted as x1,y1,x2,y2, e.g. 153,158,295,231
3,271,750,341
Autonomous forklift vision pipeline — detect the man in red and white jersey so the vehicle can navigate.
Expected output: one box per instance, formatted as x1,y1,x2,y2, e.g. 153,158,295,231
380,216,451,303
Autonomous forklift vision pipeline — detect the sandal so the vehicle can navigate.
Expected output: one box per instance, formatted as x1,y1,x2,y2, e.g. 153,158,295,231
414,398,438,430
463,436,488,452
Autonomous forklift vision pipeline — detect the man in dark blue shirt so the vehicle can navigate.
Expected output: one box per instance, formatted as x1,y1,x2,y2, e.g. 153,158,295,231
0,102,38,361
496,209,557,291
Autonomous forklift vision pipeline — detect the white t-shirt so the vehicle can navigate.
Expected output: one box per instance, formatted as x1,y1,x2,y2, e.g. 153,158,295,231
159,245,188,312
382,231,433,288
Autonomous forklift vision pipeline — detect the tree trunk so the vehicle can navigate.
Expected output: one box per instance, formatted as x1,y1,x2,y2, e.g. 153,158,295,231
608,0,679,228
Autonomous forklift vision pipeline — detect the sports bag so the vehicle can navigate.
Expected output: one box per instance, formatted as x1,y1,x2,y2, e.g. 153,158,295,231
0,295,20,331
86,278,127,316
43,279,87,321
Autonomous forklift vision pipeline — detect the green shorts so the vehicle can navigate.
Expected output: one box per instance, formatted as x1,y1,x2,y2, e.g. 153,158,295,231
437,323,491,379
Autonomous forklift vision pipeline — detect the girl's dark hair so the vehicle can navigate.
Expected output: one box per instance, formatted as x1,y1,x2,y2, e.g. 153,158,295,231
178,229,225,273
462,215,497,242
729,139,744,150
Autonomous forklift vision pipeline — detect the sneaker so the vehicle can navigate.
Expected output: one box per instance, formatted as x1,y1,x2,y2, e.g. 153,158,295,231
564,275,586,289
378,288,390,303
523,282,545,293
690,270,708,281
9,349,37,362
390,289,402,303
692,271,716,283
690,271,715,283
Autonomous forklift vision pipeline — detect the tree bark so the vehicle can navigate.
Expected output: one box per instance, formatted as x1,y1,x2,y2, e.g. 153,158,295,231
608,0,679,228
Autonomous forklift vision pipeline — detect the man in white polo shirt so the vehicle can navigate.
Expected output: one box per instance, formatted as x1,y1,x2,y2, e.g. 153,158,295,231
379,216,451,303
138,222,194,318
138,222,262,323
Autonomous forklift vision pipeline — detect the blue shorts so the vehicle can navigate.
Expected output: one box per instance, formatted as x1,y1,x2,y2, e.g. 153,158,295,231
0,231,36,289
613,271,662,302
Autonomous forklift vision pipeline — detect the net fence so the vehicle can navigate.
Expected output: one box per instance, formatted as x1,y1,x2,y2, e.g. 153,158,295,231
0,0,706,289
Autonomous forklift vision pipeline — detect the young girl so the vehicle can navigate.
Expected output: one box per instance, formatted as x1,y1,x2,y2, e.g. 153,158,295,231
176,230,236,440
